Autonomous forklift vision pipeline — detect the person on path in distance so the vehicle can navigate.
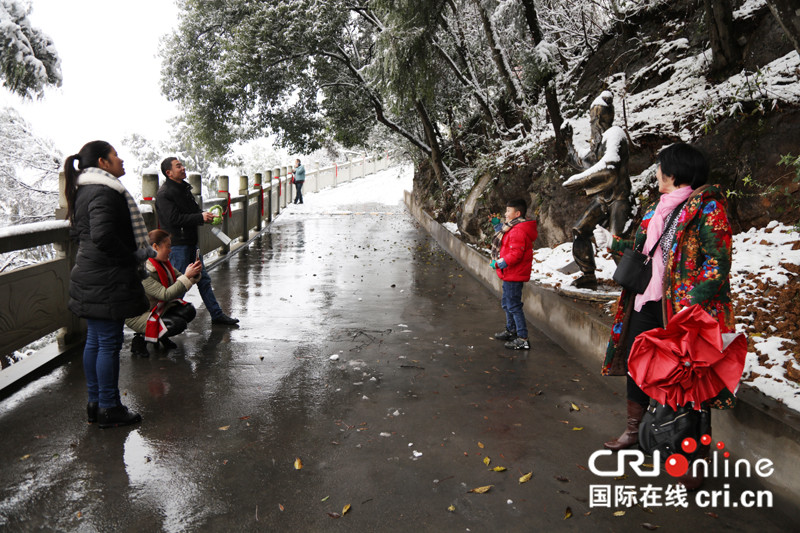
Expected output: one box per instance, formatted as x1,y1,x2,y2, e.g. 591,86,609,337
64,141,151,429
293,159,305,204
156,157,239,325
127,229,201,356
490,199,538,350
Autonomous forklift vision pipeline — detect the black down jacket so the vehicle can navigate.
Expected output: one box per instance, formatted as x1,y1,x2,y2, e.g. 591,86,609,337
155,178,205,247
68,184,148,320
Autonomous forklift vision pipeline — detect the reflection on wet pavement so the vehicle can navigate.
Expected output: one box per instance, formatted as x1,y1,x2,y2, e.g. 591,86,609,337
0,166,789,531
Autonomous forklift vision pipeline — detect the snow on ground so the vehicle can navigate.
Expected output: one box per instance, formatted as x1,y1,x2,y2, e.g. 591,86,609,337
280,163,413,214
518,220,800,412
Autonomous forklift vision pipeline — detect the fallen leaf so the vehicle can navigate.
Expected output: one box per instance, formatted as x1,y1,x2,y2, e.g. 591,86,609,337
342,504,351,515
705,512,719,519
483,457,491,466
614,474,628,480
468,485,493,494
519,472,533,484
218,425,230,431
584,511,592,516
20,454,30,460
614,510,626,517
321,496,330,502
564,507,572,519
294,457,303,470
327,512,341,519
576,464,588,471
279,504,284,511
570,402,580,412
555,475,569,482
477,442,485,449
76,511,82,518
492,466,507,472
641,523,660,530
239,416,250,420
447,505,456,512
572,427,583,431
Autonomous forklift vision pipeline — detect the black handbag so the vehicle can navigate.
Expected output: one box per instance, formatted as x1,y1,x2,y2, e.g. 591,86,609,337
613,246,654,293
612,199,688,294
639,399,711,462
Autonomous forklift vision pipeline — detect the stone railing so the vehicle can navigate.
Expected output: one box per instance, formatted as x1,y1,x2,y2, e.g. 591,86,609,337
0,153,391,393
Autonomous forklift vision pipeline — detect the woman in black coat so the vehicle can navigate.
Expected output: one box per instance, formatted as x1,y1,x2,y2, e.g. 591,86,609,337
65,141,150,429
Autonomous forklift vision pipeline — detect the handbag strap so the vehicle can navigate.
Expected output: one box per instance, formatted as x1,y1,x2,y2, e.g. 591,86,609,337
641,197,691,258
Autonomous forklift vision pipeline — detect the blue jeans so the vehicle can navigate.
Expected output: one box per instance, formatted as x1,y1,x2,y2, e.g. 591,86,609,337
501,281,528,339
294,181,304,203
84,318,124,408
170,244,224,319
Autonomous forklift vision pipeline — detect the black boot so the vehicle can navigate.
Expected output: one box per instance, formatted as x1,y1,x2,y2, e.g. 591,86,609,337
98,405,142,429
604,400,645,451
131,334,149,357
159,336,177,350
87,402,98,423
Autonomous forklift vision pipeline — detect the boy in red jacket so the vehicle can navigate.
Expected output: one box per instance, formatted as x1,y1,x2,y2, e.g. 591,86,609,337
490,199,538,350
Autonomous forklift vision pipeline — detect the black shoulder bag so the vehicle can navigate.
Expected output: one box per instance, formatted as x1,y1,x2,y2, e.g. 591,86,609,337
612,200,687,294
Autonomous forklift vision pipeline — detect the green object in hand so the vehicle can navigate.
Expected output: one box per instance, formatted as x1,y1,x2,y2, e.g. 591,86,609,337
490,260,497,269
491,217,500,225
208,204,224,225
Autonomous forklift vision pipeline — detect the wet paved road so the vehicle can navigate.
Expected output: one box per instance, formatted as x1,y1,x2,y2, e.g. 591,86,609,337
0,167,791,531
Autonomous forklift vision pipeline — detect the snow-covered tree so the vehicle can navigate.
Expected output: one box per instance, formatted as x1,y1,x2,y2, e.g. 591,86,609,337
0,106,60,226
0,0,61,98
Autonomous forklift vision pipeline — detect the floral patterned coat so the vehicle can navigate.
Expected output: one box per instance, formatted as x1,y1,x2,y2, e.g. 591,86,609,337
602,185,735,407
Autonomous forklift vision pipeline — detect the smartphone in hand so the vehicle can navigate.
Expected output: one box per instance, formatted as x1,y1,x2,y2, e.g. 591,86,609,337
196,249,201,262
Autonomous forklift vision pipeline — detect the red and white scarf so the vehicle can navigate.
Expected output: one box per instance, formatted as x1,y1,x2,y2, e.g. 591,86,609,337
144,258,187,341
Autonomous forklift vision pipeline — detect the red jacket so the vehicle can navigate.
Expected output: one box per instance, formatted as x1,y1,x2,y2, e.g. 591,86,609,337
496,220,538,282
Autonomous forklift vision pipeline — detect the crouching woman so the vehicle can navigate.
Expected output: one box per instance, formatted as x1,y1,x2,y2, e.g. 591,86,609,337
127,229,201,355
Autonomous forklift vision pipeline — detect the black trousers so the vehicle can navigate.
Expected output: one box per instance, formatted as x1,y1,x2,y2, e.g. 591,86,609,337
294,181,304,203
624,299,664,406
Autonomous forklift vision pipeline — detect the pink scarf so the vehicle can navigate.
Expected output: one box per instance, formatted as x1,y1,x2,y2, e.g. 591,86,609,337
634,186,694,312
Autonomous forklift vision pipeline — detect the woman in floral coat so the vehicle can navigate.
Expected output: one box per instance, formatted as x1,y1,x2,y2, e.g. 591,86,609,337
593,143,734,456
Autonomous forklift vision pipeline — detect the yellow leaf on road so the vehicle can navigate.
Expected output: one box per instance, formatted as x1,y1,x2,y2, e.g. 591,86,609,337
294,457,303,470
570,402,580,411
572,427,584,431
613,510,626,517
342,504,351,515
483,456,491,466
492,466,507,472
20,454,30,460
447,505,456,512
565,506,572,519
477,442,485,448
519,472,533,483
468,485,493,494
218,425,230,431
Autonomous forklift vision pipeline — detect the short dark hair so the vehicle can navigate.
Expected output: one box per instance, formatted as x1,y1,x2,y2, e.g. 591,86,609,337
161,156,178,178
148,229,171,246
506,199,527,217
657,143,709,188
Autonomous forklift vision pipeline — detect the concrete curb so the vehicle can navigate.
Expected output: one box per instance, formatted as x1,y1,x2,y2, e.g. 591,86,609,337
404,190,800,508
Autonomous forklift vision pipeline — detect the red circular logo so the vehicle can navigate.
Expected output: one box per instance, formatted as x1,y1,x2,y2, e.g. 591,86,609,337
681,438,697,454
665,454,689,477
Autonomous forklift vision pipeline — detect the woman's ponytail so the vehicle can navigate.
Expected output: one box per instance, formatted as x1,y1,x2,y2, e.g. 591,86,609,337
63,141,113,223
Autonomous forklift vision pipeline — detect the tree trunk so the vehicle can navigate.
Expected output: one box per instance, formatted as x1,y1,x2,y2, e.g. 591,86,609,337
765,0,800,57
472,0,524,109
520,0,566,157
415,100,446,195
704,0,740,72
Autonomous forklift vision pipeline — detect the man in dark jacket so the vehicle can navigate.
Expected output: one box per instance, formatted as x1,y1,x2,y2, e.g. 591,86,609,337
156,157,238,325
490,199,538,350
